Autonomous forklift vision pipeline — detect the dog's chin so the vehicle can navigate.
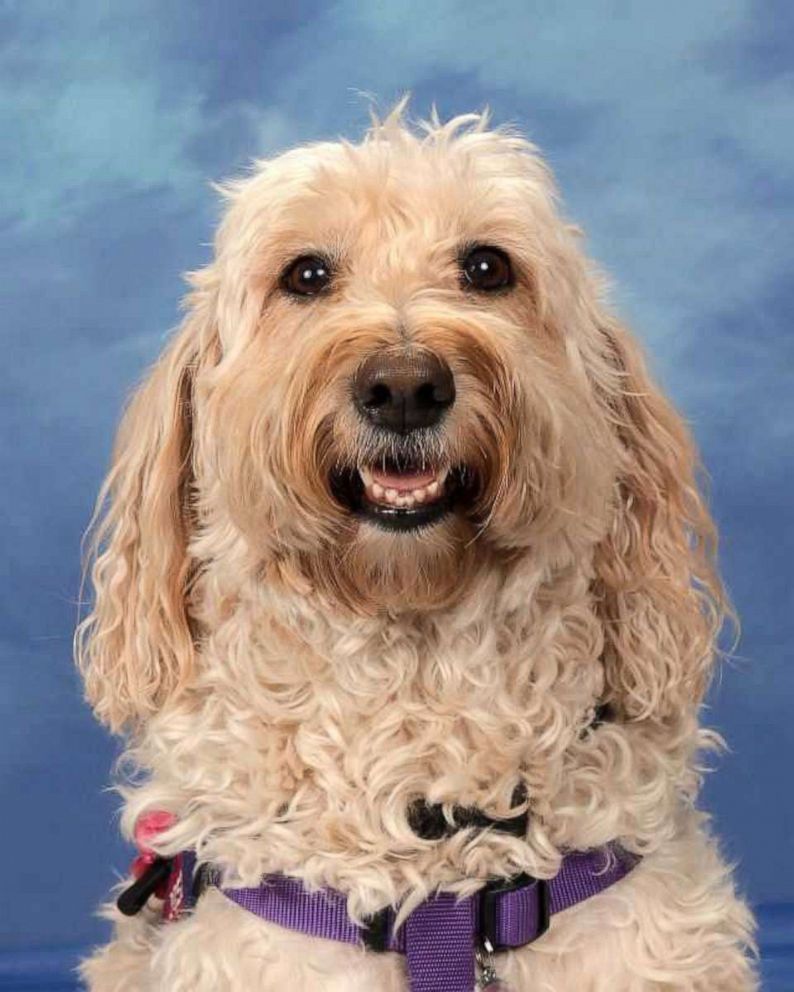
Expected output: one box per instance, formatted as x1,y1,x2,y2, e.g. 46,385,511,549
296,461,488,613
330,462,477,534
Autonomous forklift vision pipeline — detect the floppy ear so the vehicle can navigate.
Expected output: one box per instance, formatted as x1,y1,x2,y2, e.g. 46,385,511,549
591,318,730,723
75,288,218,734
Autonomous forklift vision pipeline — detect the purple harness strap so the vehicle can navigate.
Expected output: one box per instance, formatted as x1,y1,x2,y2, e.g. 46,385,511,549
204,842,639,992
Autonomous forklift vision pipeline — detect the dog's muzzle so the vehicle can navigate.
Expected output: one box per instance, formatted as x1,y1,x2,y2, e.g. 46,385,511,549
329,347,478,532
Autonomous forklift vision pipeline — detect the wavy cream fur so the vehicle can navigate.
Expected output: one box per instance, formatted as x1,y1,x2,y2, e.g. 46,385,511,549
76,100,757,990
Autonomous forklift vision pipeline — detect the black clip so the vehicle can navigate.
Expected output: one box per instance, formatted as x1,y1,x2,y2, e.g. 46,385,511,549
361,907,390,952
117,857,174,917
478,873,550,950
191,861,214,903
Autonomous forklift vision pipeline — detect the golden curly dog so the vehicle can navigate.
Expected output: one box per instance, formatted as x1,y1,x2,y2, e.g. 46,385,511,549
76,101,757,990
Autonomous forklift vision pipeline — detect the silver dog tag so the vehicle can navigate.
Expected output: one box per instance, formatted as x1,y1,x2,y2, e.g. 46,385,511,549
475,937,507,989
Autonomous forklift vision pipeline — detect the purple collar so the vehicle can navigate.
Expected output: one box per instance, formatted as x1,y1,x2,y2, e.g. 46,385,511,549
178,842,639,991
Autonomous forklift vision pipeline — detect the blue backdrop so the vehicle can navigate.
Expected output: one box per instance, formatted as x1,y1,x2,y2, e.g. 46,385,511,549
2,1,792,988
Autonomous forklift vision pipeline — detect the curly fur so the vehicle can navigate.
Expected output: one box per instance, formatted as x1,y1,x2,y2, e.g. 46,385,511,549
76,99,757,990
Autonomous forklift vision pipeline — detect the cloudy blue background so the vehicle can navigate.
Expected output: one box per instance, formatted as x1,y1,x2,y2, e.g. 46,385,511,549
1,1,792,988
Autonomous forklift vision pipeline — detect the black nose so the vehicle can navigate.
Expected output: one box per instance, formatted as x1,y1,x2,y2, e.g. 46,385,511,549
353,348,456,434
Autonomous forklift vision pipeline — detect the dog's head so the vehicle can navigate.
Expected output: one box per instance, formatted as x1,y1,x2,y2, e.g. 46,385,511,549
77,103,727,734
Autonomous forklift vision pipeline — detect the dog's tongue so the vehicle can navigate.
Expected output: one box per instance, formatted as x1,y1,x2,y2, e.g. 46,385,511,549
371,467,437,492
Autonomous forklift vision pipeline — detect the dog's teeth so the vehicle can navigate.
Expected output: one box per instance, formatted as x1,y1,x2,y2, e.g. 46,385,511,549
361,465,451,509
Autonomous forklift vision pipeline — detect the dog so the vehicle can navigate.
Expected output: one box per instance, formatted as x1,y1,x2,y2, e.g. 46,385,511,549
76,101,757,990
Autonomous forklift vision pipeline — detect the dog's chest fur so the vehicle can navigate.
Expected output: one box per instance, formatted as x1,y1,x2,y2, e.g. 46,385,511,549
128,561,650,909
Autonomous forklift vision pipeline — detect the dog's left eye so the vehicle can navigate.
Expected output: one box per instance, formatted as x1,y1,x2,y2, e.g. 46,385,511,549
281,255,332,297
461,246,513,292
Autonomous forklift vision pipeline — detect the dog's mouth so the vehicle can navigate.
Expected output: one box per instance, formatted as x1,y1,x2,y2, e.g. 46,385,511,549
330,459,475,532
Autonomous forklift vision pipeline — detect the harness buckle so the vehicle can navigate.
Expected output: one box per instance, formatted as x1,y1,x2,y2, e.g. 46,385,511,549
117,857,174,917
361,907,390,952
478,873,550,950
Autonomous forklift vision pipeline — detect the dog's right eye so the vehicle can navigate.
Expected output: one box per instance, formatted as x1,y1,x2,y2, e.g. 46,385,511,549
281,255,332,297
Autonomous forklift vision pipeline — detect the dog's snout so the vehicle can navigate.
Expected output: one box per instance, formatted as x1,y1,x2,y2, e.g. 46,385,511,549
353,348,456,434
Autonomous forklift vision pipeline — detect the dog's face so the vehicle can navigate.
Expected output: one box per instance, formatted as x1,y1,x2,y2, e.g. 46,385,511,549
78,109,725,733
200,120,617,610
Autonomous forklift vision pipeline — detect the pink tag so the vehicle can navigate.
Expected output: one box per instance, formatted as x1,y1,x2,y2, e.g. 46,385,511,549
134,810,177,850
129,810,182,911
